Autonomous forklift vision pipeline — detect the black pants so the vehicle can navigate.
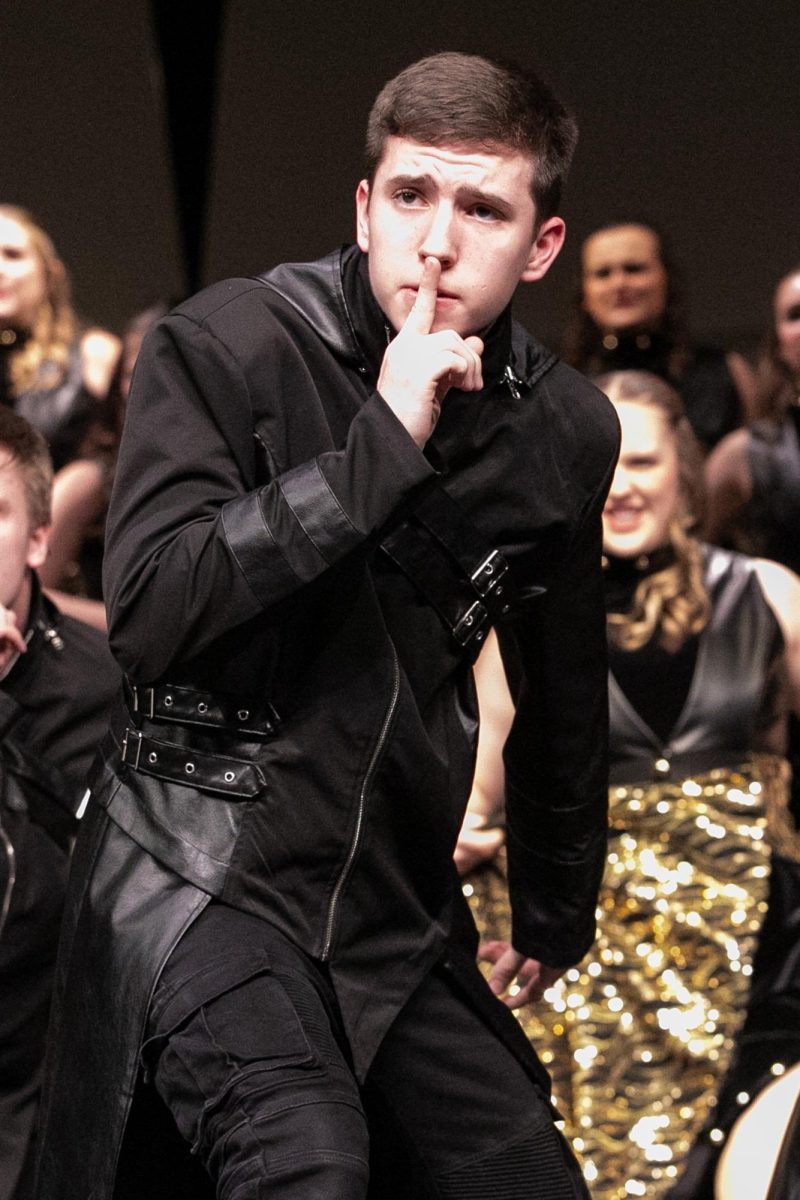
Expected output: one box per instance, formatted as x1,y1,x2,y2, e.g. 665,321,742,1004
142,904,588,1200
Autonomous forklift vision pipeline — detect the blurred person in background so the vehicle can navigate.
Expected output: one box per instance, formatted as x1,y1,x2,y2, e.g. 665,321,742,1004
460,370,800,1200
38,300,174,610
705,266,800,574
0,407,118,1200
705,266,800,830
0,205,119,624
561,221,755,451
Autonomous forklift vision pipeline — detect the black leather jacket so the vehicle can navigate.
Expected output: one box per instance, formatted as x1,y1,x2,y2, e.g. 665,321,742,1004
37,246,619,1199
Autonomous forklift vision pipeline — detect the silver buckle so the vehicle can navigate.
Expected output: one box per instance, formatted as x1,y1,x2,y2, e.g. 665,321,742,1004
121,728,143,770
470,550,508,598
453,601,489,647
131,685,155,719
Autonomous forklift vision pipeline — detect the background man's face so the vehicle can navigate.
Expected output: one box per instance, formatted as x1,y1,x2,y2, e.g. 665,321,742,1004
356,137,556,337
0,451,48,614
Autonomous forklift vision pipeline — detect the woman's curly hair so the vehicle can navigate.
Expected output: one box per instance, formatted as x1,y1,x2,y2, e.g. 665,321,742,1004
0,204,77,396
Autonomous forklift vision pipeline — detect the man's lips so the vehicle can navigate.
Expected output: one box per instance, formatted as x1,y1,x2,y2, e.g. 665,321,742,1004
403,286,459,301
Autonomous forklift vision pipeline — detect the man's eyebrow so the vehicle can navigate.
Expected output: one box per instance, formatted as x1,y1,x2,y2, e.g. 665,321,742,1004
383,174,514,214
383,173,434,191
454,185,514,215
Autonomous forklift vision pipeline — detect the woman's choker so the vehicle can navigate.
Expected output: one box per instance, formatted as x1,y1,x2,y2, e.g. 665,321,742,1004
603,545,677,577
602,545,677,613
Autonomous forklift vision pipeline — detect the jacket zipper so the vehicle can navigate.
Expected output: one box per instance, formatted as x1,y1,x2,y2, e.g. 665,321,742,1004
0,821,16,943
504,364,522,400
321,646,401,960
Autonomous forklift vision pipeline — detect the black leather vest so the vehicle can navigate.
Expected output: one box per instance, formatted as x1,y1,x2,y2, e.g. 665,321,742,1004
14,343,92,470
609,545,783,783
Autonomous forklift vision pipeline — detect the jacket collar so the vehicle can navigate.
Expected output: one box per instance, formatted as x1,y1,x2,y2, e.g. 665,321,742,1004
258,245,556,393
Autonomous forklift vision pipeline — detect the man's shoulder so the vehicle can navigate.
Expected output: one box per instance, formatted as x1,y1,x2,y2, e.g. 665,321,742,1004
546,358,620,437
172,249,344,330
511,323,620,453
172,277,278,329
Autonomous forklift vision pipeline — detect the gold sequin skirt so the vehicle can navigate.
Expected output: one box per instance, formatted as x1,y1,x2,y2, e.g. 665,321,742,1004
463,755,795,1200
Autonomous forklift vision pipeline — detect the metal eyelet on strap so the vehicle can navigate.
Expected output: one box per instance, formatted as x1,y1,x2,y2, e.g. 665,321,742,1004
164,695,173,707
184,762,195,775
471,550,508,598
197,702,208,714
224,771,235,783
237,709,250,721
453,600,489,647
148,752,158,764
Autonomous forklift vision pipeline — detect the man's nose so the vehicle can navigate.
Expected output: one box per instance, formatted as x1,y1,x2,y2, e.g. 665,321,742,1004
418,204,457,267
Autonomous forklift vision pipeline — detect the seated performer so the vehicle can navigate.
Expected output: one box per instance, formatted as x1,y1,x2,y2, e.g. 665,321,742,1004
0,407,119,1200
36,52,620,1200
561,220,756,450
461,369,800,1200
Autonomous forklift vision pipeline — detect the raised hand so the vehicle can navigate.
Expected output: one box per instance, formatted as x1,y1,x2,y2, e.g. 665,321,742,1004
376,257,484,448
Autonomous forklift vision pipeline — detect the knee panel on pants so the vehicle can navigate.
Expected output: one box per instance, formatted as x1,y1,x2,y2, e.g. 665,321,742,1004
149,966,369,1198
434,1126,588,1200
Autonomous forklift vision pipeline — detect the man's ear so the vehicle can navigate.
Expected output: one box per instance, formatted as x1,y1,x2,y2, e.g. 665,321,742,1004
519,216,566,283
355,180,370,252
26,523,50,572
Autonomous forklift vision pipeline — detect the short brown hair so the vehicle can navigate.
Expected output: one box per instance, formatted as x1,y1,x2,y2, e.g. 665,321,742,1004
0,407,53,528
365,53,578,222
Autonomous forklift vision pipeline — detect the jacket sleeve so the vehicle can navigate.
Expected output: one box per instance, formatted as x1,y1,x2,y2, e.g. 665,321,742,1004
103,310,435,680
497,440,618,969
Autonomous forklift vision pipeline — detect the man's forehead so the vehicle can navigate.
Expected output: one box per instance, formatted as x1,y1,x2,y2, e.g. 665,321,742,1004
374,136,536,185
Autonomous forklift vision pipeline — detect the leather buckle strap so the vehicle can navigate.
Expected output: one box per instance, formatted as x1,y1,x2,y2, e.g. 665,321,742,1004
126,680,280,739
411,487,522,611
129,686,155,719
121,727,143,770
119,727,265,798
470,550,509,602
452,601,490,648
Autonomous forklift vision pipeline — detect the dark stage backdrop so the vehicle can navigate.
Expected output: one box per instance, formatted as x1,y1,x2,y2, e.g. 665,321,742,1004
3,0,798,353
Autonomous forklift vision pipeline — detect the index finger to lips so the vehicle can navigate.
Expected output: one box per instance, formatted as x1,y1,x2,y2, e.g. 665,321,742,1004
403,256,441,335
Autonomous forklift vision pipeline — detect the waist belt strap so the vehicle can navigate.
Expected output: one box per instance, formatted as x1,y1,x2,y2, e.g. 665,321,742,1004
118,727,265,799
123,679,280,739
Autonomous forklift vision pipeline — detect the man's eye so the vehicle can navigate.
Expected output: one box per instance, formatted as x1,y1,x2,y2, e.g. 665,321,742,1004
623,262,647,275
591,267,611,280
395,190,422,206
471,205,500,222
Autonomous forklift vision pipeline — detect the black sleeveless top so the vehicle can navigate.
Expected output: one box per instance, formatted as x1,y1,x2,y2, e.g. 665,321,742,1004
607,544,783,783
1,339,94,471
583,334,741,450
744,408,800,576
